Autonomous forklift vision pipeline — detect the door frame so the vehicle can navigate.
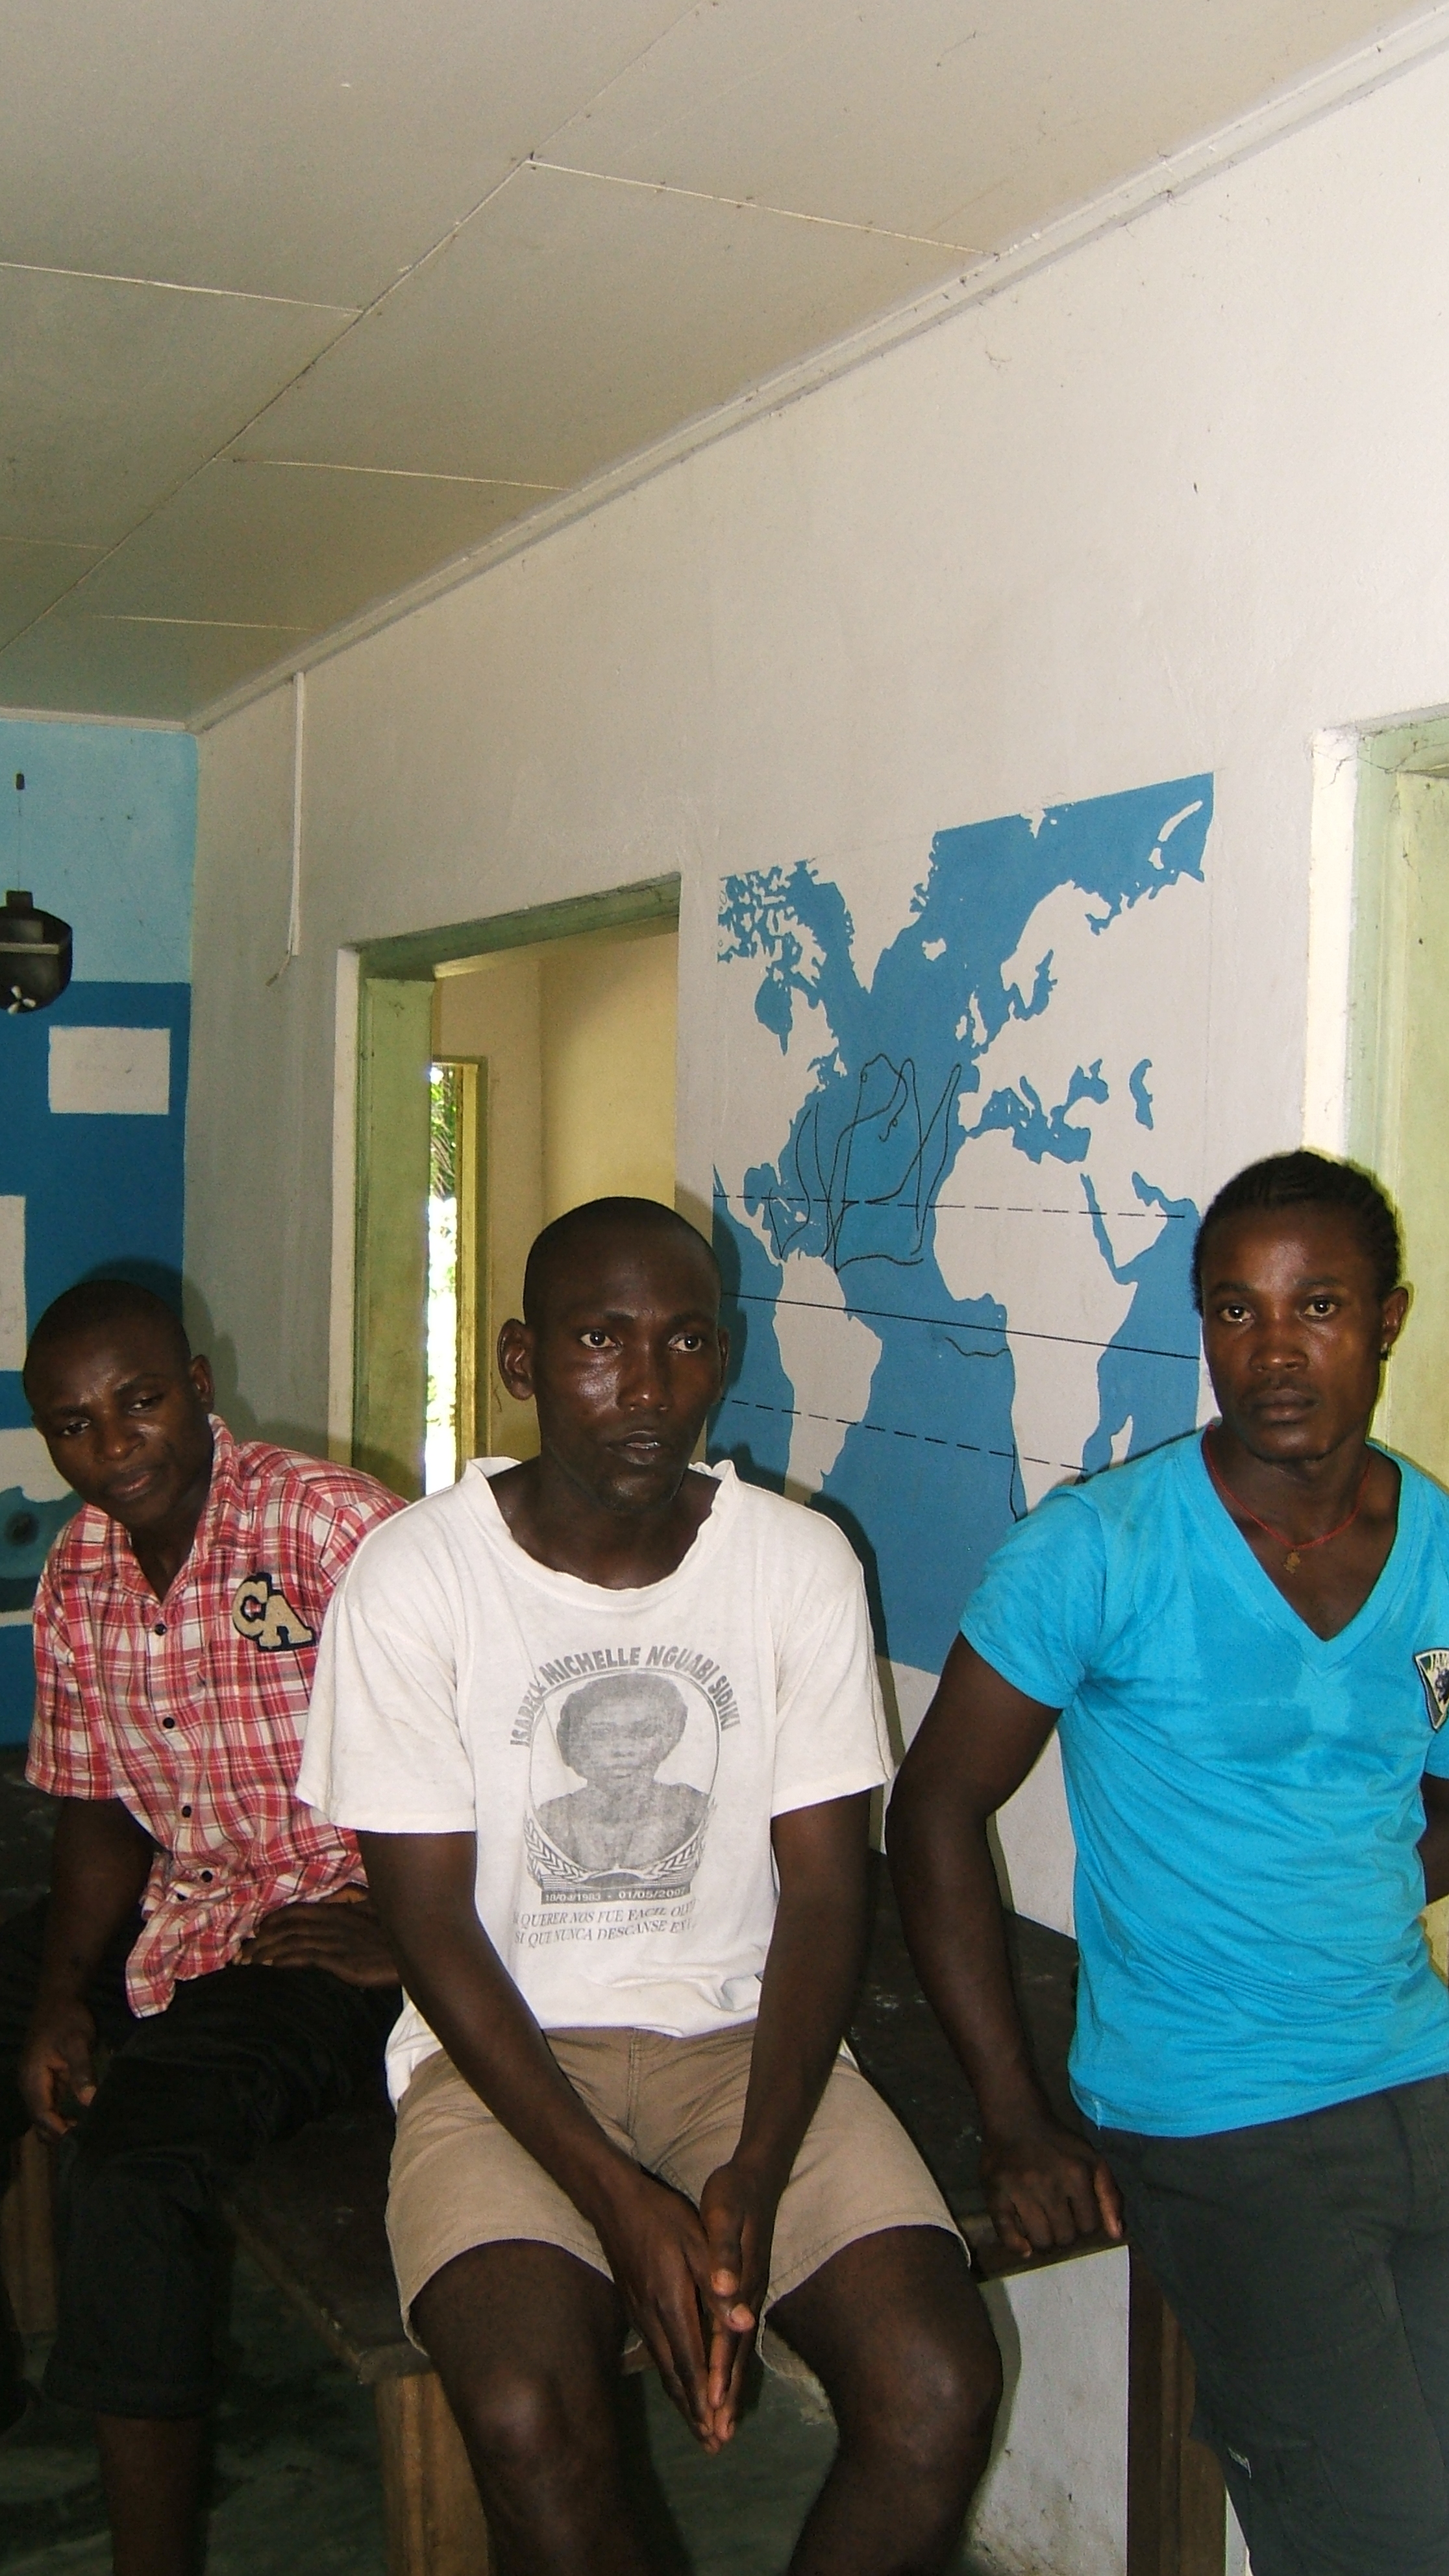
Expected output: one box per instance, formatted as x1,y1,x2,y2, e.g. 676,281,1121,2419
1306,705,1449,1174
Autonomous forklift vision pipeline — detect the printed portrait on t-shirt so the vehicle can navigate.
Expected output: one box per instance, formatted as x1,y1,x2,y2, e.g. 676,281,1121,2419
524,1663,718,1903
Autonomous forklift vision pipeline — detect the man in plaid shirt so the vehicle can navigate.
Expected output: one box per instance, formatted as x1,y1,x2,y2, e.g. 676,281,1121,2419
0,1278,402,2575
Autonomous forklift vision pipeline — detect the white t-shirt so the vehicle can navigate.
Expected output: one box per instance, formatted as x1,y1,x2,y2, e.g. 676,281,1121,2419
299,1459,891,2099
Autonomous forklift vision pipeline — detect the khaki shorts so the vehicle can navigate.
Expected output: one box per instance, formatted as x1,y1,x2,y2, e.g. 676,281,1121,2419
388,2024,960,2342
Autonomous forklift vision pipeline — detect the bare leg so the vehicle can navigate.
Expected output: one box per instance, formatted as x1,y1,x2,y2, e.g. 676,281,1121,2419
95,2414,207,2576
770,2226,1000,2576
412,2240,654,2576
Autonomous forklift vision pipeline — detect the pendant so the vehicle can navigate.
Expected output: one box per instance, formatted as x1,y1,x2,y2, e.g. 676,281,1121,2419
1284,1549,1301,1574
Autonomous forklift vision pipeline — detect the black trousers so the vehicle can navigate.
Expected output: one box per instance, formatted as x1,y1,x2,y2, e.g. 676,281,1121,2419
1093,2076,1449,2576
0,1898,399,2417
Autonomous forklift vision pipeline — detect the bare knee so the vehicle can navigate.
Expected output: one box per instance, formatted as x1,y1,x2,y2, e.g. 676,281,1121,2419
916,2329,1002,2462
412,2248,625,2507
858,2320,1002,2477
780,2230,1002,2483
456,2361,602,2488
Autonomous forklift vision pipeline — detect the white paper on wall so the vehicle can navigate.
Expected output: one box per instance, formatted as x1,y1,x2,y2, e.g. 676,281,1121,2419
48,1026,171,1117
0,1198,24,1370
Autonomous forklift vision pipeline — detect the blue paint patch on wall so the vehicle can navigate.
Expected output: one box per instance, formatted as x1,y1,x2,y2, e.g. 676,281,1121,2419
1,721,194,982
0,984,191,1425
0,719,195,1743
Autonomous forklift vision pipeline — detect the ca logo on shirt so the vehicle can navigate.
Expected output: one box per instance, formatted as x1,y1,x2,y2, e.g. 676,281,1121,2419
1415,1650,1449,1729
230,1571,316,1653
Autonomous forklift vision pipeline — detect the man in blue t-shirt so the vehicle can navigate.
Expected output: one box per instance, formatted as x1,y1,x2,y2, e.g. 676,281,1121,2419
891,1151,1449,2576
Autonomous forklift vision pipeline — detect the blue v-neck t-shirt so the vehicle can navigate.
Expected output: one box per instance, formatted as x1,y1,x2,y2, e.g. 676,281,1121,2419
960,1433,1449,2136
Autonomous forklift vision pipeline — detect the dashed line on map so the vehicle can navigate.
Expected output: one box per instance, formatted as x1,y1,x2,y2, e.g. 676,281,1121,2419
732,1399,1066,1470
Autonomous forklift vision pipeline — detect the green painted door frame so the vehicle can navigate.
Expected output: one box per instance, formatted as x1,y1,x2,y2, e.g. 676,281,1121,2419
353,978,432,1496
349,875,679,1492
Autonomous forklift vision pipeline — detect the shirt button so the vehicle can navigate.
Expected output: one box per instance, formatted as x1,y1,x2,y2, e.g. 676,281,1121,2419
162,1717,177,1730
200,1870,214,1882
153,1622,166,1637
180,1804,192,1818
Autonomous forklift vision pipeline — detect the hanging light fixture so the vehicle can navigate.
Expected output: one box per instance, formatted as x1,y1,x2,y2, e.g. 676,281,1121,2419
1,889,73,1012
2,774,73,1013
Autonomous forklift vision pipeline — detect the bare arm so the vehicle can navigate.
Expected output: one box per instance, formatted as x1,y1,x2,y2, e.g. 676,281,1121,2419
695,1792,872,2428
1420,1773,1449,1905
887,1638,1123,2257
356,1829,745,2449
21,1798,154,2138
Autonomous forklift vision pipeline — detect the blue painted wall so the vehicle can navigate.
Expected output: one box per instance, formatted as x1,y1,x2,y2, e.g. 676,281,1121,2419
0,720,195,1742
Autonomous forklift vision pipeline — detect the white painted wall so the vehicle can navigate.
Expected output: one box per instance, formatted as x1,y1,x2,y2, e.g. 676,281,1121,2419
186,50,1449,2571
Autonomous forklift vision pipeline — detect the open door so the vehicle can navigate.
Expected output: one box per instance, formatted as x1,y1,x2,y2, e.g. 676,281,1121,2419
1347,724,1449,1976
1361,768,1449,1468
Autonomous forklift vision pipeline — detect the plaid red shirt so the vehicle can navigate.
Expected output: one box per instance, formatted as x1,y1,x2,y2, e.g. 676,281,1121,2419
27,1420,403,2015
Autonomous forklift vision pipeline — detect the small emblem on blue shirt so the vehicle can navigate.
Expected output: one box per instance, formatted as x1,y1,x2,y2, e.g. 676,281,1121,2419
230,1572,317,1653
1415,1650,1449,1728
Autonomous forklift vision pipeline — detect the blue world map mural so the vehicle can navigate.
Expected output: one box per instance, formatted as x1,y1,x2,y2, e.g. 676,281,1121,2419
710,775,1214,1676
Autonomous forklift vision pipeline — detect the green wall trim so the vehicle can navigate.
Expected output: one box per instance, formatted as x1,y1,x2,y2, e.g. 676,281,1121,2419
356,875,680,982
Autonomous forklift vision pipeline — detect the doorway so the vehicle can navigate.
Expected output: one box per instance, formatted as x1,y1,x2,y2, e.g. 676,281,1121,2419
350,881,678,1499
1332,710,1449,1978
1338,710,1449,1476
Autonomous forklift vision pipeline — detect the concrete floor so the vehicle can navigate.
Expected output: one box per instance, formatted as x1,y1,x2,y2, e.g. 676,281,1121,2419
1,1750,988,2575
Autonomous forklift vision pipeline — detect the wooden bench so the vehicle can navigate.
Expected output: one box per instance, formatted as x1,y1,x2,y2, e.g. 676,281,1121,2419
3,1868,1226,2576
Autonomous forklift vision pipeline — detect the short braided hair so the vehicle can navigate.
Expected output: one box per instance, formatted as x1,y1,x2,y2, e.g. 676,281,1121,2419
1193,1152,1402,1311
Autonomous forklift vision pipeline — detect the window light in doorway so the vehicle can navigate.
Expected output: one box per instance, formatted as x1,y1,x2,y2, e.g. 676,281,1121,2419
425,1063,462,1494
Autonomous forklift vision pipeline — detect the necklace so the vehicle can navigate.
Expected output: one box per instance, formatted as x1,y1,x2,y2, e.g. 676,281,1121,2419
1202,1430,1372,1575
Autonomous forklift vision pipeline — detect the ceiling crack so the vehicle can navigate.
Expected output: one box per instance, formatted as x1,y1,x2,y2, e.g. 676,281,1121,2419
82,613,314,631
0,256,357,315
526,159,980,253
228,458,563,491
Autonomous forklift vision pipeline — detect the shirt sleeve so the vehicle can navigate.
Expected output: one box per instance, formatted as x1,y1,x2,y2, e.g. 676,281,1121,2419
291,1472,407,1635
960,1483,1109,1710
25,1560,116,1802
770,1538,893,1818
298,1530,477,1834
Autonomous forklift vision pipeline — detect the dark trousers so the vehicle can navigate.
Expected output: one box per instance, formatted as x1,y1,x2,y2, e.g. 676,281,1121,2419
0,1898,399,2416
1093,2075,1449,2576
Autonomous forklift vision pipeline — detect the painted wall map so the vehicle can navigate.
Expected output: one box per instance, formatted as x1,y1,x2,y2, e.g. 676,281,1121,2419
710,776,1214,1679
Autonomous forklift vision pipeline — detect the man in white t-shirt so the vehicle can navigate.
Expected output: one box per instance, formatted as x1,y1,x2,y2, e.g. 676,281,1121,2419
301,1197,999,2575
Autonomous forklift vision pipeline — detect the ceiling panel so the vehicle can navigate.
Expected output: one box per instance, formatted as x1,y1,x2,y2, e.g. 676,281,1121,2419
551,0,1408,243
0,0,693,308
0,0,1425,721
232,160,967,493
0,269,350,549
0,610,301,724
69,456,541,632
0,541,106,651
